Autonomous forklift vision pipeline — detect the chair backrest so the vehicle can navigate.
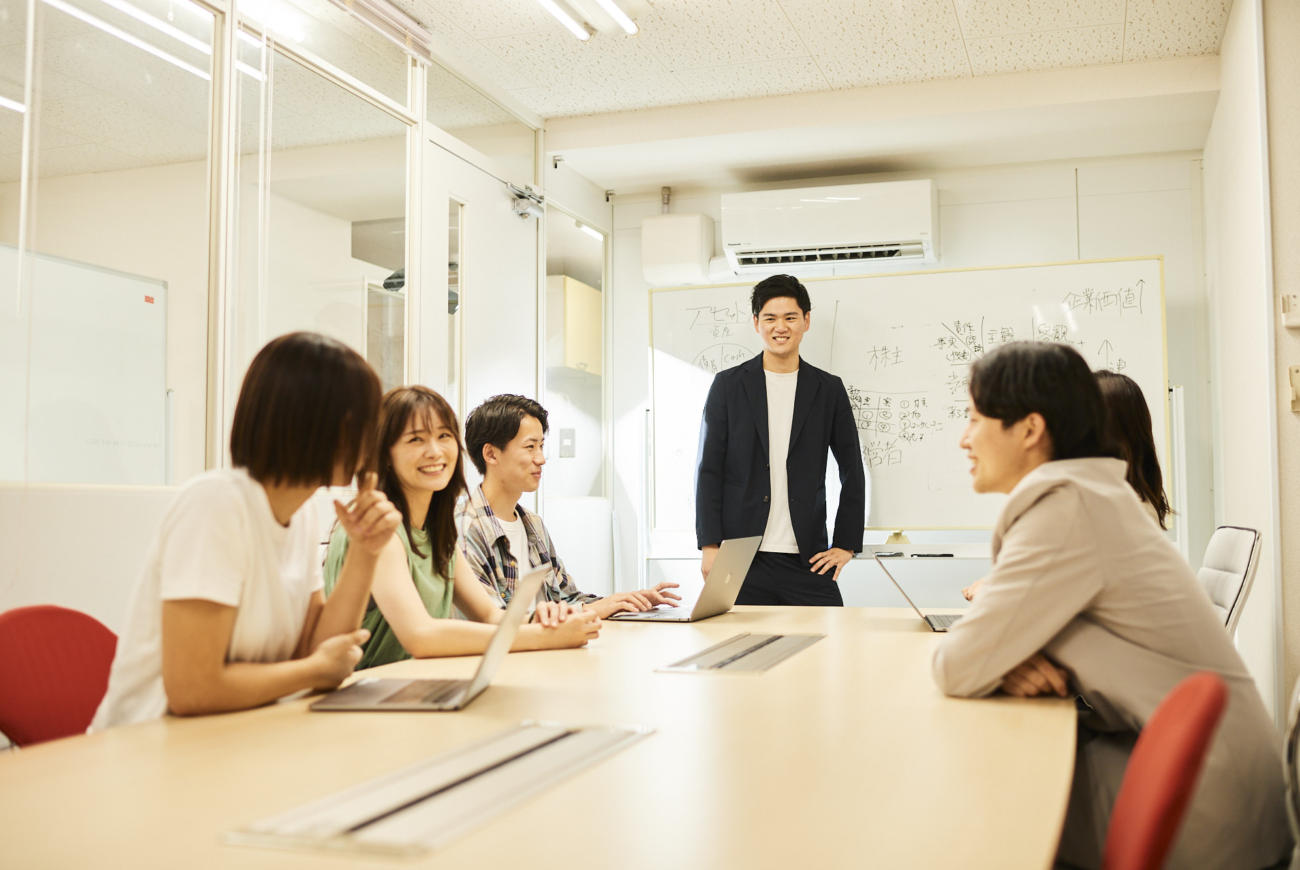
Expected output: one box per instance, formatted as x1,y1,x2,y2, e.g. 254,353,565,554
1284,676,1300,852
0,605,117,746
1196,525,1261,633
1102,671,1228,870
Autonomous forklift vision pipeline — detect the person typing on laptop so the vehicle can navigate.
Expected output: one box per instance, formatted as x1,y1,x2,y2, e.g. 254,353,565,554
456,394,679,618
322,386,600,670
931,342,1288,870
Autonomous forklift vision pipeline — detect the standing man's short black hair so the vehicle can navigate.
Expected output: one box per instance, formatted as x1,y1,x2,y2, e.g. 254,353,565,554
968,342,1115,462
464,394,550,476
751,274,812,316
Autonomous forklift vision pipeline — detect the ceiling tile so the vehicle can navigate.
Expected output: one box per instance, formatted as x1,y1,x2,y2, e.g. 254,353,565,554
673,57,829,103
510,71,690,118
636,0,809,71
1123,0,1229,62
417,0,560,39
952,0,1124,40
480,30,671,89
968,24,1123,75
779,0,970,88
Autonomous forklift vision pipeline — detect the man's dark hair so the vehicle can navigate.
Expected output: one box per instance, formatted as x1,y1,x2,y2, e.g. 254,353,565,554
230,331,381,486
464,394,549,476
968,342,1114,461
751,274,812,317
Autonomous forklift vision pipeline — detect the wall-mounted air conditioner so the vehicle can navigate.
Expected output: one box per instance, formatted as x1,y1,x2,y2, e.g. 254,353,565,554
721,179,937,273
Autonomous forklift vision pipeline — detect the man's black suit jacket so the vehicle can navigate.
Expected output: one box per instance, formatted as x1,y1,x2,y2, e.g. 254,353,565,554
695,353,866,563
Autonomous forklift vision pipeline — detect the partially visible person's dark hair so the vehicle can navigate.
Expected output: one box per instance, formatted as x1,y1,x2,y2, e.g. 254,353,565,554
377,386,466,575
1095,370,1170,529
230,332,381,486
751,274,812,317
968,342,1115,462
464,394,549,476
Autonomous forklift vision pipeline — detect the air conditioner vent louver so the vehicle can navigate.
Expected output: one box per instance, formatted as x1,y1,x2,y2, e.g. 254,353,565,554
734,241,925,267
721,180,937,275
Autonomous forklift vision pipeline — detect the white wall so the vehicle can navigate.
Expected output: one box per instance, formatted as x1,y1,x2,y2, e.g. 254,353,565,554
1266,0,1300,704
0,162,210,484
611,153,1214,611
0,145,399,488
1203,0,1282,718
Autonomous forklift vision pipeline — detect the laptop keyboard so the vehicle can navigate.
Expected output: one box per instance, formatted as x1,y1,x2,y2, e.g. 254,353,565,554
383,679,463,705
927,613,962,630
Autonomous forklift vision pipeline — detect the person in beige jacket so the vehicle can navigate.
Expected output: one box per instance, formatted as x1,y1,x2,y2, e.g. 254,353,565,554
932,342,1290,870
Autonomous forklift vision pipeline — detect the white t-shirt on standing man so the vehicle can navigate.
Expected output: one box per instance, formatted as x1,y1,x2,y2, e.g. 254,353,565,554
761,368,801,553
92,467,324,729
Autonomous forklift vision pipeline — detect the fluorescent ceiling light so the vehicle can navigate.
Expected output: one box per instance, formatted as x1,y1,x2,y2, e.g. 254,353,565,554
576,221,603,241
93,0,212,54
40,0,211,80
591,0,637,35
0,95,25,113
536,0,590,41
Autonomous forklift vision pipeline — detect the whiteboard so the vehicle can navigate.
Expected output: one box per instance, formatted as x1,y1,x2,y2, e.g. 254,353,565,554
651,257,1166,531
0,244,168,484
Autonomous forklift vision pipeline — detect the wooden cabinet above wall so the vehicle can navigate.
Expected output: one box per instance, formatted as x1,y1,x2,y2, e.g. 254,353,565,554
546,274,602,376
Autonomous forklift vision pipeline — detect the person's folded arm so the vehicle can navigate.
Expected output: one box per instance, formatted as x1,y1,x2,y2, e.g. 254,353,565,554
931,485,1103,698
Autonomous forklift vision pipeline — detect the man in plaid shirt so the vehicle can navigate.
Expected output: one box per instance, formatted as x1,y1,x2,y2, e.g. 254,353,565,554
456,394,679,618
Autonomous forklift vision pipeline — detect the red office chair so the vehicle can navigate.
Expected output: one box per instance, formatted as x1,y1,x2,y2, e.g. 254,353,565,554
1102,671,1228,870
0,605,117,746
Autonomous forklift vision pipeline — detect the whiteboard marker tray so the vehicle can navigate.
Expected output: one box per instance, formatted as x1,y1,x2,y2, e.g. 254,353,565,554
659,632,824,673
227,722,652,857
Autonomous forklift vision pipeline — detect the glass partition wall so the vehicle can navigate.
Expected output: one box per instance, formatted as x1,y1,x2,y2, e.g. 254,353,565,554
1,0,538,487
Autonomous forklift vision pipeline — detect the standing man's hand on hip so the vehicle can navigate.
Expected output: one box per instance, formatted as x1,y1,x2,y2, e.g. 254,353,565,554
700,545,720,579
809,547,852,580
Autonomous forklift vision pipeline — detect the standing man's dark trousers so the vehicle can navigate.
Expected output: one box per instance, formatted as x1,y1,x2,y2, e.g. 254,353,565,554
735,551,844,606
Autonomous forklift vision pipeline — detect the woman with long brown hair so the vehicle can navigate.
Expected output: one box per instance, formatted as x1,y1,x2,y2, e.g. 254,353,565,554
323,385,599,668
1095,370,1171,529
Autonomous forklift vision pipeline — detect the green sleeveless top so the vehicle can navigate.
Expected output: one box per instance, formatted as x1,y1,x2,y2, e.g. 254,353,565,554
323,523,455,670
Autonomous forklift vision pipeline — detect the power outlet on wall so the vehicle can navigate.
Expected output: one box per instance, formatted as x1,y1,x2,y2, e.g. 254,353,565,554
558,428,576,458
1282,294,1300,329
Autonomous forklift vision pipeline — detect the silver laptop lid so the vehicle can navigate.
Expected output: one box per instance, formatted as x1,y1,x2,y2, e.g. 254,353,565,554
873,555,931,620
462,568,547,700
690,536,763,619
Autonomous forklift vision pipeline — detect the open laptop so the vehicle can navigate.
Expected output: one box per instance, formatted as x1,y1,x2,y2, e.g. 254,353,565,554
874,555,964,632
607,535,761,623
310,568,546,712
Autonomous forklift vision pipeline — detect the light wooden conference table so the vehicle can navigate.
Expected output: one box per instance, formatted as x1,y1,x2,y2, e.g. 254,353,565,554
2,607,1076,869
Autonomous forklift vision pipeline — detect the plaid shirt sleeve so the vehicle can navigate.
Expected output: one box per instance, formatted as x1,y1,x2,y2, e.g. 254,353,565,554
455,492,509,607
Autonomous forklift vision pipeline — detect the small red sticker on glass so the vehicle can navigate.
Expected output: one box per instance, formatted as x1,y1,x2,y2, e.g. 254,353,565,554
144,295,155,304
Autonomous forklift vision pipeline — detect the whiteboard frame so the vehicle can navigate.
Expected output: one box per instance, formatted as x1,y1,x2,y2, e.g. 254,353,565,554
648,255,1169,534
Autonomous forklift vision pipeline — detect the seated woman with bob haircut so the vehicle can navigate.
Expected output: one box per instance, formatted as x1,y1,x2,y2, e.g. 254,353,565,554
93,332,401,727
323,385,600,667
932,342,1288,870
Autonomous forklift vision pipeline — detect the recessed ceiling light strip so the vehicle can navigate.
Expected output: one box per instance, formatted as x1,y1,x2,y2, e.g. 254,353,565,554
0,95,26,113
536,0,590,41
591,0,637,35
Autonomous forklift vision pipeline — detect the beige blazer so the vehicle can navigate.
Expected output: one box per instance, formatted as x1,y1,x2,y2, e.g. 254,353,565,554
932,458,1289,870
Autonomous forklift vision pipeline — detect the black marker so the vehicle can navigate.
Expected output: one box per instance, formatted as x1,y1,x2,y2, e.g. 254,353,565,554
875,551,904,558
911,553,954,558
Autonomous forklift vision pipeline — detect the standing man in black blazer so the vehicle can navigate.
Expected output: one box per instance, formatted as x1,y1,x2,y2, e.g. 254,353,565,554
695,274,866,605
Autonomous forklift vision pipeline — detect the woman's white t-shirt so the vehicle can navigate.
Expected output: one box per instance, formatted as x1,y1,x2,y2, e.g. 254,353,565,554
92,468,324,729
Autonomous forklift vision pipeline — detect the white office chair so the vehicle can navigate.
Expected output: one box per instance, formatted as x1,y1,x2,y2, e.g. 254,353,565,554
1196,525,1261,634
